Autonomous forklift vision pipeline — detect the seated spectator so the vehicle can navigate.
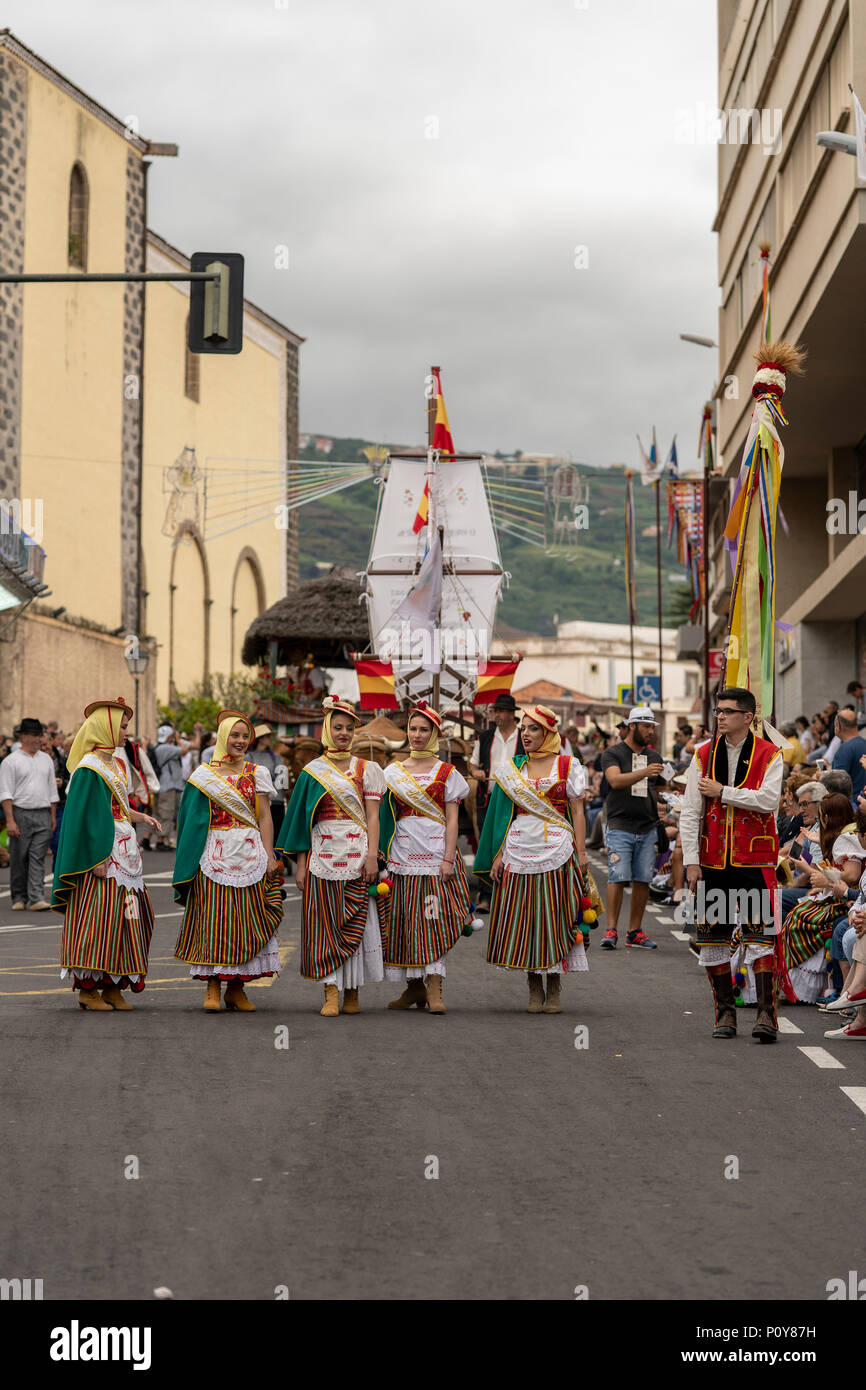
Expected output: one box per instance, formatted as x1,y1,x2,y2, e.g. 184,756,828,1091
777,781,804,843
846,679,866,729
780,722,806,767
779,792,864,1004
820,768,854,803
796,715,814,755
830,710,866,799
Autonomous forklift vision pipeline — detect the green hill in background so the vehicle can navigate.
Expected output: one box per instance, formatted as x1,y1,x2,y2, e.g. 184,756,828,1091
296,437,694,637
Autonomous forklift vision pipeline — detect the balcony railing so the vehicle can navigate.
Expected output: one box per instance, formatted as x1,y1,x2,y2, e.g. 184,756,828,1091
0,527,47,589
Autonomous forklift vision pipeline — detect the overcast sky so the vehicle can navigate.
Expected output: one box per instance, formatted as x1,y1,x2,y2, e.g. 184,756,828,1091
7,0,720,465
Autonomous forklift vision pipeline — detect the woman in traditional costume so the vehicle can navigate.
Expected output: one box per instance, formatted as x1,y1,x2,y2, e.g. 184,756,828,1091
378,701,475,1015
777,792,864,1004
53,697,161,1011
173,710,283,1012
474,704,592,1013
277,696,385,1016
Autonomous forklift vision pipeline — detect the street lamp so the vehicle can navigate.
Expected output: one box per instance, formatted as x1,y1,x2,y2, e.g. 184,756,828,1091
679,333,717,348
816,131,857,155
124,634,150,739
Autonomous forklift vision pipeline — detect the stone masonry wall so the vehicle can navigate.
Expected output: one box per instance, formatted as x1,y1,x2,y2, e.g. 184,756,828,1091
0,53,27,503
121,149,146,631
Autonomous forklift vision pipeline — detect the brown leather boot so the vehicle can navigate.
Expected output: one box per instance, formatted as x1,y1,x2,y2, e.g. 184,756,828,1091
706,963,737,1038
527,972,545,1013
225,979,256,1012
387,979,428,1010
320,983,340,1016
542,973,562,1013
752,963,778,1043
101,982,133,1010
203,978,222,1012
78,987,114,1012
426,973,445,1014
341,987,360,1014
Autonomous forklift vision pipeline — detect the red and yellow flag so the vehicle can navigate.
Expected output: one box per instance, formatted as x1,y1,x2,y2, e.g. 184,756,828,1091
473,659,521,706
432,368,455,456
353,657,399,710
412,478,430,534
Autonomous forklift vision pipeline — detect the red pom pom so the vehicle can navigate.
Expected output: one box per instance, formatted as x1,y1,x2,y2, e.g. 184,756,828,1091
580,896,591,910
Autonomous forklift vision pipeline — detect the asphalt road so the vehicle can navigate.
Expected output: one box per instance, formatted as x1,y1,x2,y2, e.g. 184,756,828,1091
1,845,864,1301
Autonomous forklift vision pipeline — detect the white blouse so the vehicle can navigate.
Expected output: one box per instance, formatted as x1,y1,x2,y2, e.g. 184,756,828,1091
502,757,586,875
104,758,146,892
385,761,469,877
310,756,386,882
200,764,274,888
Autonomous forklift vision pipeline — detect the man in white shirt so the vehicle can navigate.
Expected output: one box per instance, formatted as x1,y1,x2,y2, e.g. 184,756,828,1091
0,716,59,910
678,686,783,1043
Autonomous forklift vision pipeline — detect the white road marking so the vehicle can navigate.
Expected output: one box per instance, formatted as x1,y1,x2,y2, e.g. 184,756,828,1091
0,923,60,935
798,1046,845,1069
840,1087,866,1117
154,912,183,919
776,1016,804,1035
670,930,690,942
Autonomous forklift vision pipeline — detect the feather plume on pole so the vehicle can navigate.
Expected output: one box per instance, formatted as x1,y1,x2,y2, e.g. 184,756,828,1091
719,338,805,733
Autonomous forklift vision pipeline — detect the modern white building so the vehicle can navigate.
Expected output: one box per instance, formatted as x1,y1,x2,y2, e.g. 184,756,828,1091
512,620,701,722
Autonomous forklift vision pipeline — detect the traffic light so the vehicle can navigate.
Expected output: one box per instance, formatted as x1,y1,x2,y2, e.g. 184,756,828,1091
188,252,244,354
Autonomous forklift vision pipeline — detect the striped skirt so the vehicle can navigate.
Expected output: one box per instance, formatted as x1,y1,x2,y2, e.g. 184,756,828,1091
487,860,583,971
781,896,838,971
301,873,370,981
60,873,154,989
380,857,473,968
174,871,283,977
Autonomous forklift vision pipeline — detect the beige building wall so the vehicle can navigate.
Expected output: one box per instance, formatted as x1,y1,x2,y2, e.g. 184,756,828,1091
712,0,866,719
18,58,140,630
143,234,300,703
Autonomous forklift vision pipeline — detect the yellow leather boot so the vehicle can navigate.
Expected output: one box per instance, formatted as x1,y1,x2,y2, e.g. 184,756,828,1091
320,984,340,1016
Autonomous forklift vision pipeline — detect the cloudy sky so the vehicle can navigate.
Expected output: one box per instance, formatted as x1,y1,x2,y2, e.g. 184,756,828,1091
7,0,720,464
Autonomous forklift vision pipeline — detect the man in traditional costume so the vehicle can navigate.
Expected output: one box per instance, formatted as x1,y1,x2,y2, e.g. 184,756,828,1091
53,698,161,1011
378,701,475,1015
173,710,283,1012
473,704,593,1013
277,696,386,1016
679,686,784,1042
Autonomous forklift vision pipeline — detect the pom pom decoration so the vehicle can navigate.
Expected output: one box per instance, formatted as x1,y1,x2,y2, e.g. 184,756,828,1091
580,896,592,910
582,909,597,925
733,969,747,990
376,881,390,897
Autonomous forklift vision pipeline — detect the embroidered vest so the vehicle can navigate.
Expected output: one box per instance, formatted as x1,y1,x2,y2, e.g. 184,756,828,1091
396,762,452,818
522,754,570,815
314,758,367,822
697,737,778,869
209,762,258,829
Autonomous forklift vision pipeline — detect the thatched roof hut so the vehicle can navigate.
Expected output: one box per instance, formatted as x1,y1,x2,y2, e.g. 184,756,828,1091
242,569,369,668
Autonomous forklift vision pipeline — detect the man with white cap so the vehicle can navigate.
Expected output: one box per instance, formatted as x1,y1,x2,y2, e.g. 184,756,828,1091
599,706,663,950
248,724,287,838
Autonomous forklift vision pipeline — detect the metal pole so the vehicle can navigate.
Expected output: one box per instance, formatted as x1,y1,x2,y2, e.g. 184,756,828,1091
655,478,663,709
0,271,219,283
134,675,140,740
429,366,442,713
702,442,711,731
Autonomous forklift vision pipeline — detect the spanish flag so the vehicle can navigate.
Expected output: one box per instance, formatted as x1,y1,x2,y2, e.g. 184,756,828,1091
412,478,430,534
353,657,399,710
473,659,521,705
431,368,455,456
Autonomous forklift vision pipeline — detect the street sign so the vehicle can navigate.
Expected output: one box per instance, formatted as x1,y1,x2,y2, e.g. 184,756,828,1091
188,252,245,354
708,649,724,681
617,684,634,706
634,674,661,704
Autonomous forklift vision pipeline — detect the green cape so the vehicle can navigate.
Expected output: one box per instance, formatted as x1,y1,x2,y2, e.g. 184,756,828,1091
51,767,116,913
172,781,215,905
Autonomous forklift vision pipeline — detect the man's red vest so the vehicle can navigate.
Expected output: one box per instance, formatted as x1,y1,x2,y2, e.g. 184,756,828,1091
697,735,779,869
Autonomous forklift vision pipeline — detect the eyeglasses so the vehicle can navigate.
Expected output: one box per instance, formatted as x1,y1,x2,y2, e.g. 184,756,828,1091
714,706,748,717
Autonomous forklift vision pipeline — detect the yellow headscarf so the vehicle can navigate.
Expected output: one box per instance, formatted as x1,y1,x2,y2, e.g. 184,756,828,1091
212,711,254,765
67,705,126,774
322,696,360,760
407,704,440,760
521,704,561,757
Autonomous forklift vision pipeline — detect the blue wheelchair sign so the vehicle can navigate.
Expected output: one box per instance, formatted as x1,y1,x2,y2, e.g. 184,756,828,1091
634,675,661,704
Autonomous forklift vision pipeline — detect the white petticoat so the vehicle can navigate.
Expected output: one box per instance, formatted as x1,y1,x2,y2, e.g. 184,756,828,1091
496,937,589,978
323,900,384,988
189,933,281,980
386,955,447,983
60,967,143,985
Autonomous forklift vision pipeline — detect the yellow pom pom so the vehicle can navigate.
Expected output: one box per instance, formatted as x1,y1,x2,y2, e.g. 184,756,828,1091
582,909,597,924
376,882,389,896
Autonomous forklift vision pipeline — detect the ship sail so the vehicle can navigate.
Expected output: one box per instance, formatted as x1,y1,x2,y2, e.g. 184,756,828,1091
365,450,504,704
